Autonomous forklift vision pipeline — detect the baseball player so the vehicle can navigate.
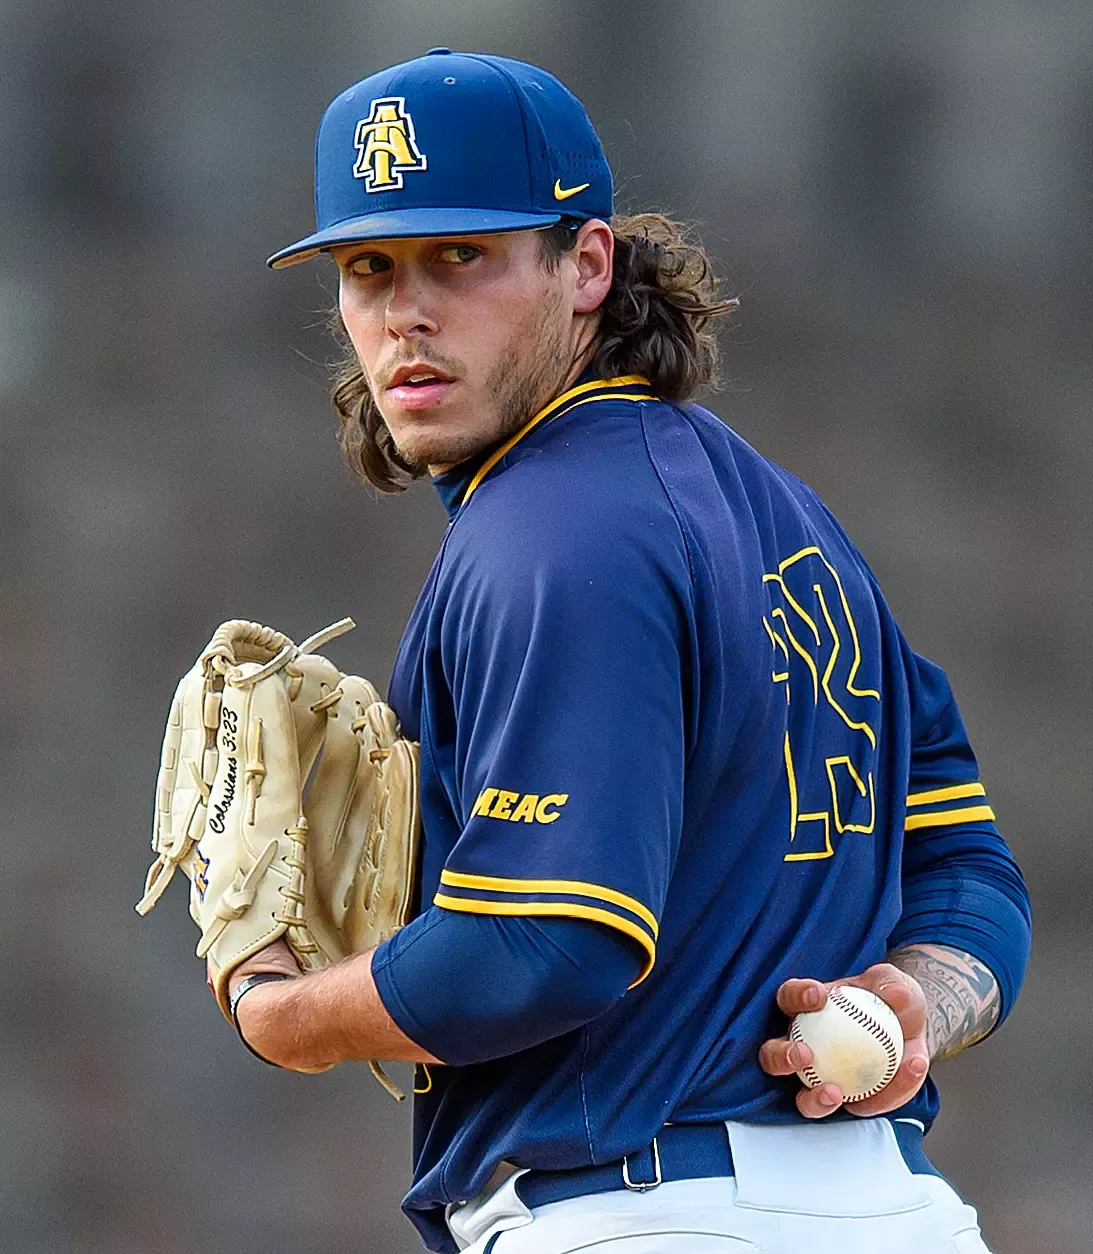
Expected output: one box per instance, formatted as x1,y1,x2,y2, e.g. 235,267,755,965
228,51,1031,1252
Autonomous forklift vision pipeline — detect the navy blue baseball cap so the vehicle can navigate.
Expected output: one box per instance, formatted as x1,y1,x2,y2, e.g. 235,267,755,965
268,49,614,268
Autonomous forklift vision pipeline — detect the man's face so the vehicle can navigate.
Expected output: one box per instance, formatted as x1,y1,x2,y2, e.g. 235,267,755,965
332,228,592,472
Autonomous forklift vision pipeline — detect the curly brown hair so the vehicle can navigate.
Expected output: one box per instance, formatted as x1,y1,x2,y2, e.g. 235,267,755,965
330,213,738,492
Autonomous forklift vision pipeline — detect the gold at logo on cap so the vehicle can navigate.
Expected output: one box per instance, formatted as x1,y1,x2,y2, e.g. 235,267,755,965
554,179,590,201
353,97,428,192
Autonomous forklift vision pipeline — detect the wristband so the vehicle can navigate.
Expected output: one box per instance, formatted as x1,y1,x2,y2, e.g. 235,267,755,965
229,972,292,1067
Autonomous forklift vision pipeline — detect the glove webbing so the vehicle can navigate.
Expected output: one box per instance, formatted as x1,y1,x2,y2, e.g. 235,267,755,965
136,620,356,916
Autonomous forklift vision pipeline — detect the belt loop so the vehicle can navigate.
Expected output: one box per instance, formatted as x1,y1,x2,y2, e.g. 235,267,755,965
622,1136,662,1192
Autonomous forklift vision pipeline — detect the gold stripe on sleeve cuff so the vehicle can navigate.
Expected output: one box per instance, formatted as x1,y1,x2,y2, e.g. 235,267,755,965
432,893,657,987
905,804,996,831
438,870,659,937
906,782,987,807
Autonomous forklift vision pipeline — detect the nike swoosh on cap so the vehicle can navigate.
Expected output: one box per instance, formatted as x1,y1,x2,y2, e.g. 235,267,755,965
554,179,591,201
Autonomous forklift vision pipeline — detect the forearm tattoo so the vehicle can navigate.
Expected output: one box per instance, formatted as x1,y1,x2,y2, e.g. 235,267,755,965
888,943,1001,1062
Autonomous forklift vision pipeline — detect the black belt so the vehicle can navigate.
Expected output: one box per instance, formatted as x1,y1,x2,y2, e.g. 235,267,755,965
516,1119,939,1211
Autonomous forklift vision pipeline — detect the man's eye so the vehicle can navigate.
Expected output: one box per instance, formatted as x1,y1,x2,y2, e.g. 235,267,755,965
348,255,391,276
438,245,481,264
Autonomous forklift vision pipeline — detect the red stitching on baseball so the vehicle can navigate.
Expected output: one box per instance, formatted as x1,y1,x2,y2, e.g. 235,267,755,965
792,988,900,1099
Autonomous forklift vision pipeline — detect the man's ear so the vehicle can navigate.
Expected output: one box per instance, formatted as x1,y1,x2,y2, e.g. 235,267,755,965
570,219,614,315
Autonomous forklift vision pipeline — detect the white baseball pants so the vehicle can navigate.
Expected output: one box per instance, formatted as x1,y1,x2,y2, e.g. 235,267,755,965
447,1120,992,1253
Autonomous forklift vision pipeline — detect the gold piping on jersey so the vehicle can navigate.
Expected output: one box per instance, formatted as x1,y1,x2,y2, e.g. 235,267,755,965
906,782,987,807
904,782,994,831
432,894,656,986
438,869,659,936
905,804,996,832
433,867,659,986
460,375,655,506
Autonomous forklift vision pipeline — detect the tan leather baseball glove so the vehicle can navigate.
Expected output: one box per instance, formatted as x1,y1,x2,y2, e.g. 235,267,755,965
136,618,419,1098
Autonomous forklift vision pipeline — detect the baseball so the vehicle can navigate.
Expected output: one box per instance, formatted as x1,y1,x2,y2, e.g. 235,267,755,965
789,985,904,1102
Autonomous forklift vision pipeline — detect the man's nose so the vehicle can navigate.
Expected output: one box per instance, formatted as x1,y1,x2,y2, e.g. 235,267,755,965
385,269,439,339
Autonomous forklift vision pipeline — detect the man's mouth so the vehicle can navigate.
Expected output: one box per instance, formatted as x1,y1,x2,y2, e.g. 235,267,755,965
386,365,457,408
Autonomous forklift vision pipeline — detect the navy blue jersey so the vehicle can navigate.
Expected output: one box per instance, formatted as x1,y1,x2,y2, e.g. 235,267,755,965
386,376,1007,1241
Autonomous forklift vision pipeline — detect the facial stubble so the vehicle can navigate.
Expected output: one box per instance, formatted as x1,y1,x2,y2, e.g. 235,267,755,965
382,284,575,472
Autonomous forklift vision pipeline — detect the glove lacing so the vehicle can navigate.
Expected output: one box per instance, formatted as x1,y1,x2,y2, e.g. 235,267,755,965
214,620,409,1101
140,618,409,1101
194,620,357,960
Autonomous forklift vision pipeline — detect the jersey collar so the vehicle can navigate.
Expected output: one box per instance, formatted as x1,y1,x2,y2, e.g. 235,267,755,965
468,375,654,506
429,374,655,520
431,450,490,518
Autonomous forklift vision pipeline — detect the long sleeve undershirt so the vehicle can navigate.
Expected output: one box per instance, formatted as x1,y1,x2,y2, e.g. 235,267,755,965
372,908,643,1066
373,828,1030,1066
888,823,1031,1023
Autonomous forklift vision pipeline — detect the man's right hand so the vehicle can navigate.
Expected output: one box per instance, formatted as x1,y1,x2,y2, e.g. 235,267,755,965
757,963,931,1119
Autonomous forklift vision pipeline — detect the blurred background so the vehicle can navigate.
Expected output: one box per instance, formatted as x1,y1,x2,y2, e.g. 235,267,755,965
1,0,1089,1250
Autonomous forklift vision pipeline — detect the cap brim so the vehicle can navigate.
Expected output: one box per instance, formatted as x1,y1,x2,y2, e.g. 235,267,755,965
267,207,564,268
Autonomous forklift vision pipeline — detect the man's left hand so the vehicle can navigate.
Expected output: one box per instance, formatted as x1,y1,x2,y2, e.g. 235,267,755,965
218,937,302,1004
208,940,304,1067
757,963,931,1119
